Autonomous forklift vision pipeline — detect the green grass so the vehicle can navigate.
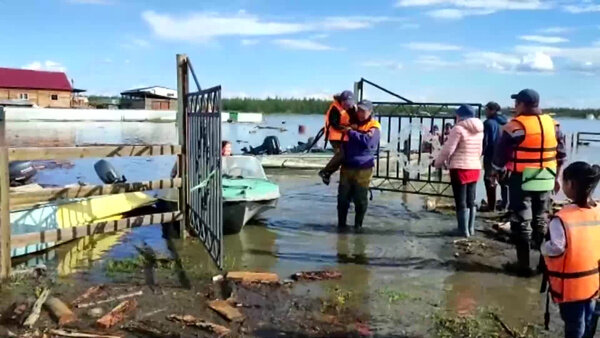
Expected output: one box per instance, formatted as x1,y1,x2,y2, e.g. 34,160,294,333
104,256,176,275
433,309,541,338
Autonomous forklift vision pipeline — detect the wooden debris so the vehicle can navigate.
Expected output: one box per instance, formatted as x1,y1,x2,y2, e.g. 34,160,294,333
76,290,143,309
226,271,279,284
48,329,122,338
292,270,342,281
137,307,167,319
123,321,180,338
23,288,50,328
2,301,31,325
208,300,244,322
167,314,230,337
490,312,518,338
45,297,77,326
96,299,137,329
71,285,106,306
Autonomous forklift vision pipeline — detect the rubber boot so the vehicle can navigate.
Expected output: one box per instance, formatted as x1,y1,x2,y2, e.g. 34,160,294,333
505,240,534,277
468,206,476,236
337,208,348,229
480,185,496,212
456,209,470,237
354,186,369,230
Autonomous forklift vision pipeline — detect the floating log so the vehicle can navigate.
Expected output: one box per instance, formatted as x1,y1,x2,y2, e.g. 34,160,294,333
76,290,143,309
23,288,50,328
208,300,244,322
45,297,77,326
291,270,342,281
71,285,106,306
48,329,122,338
167,314,230,337
96,299,137,329
226,271,279,284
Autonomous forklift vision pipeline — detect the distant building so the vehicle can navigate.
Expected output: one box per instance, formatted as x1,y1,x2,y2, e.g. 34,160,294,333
0,67,86,108
89,97,120,110
120,86,177,110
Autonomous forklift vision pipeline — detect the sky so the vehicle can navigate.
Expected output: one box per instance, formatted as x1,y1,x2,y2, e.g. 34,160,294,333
1,0,599,108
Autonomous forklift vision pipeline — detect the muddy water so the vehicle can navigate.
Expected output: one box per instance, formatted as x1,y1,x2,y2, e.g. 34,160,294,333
8,117,600,336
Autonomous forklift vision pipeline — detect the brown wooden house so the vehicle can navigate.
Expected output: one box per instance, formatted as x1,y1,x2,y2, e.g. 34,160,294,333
0,67,86,108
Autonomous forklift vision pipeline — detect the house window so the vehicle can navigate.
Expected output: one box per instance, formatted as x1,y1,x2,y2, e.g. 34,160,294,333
51,94,58,100
19,93,29,100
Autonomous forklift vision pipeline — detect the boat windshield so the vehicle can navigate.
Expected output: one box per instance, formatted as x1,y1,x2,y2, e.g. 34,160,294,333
222,156,267,179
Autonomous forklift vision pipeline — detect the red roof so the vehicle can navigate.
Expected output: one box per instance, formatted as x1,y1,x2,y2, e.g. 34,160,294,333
0,67,73,91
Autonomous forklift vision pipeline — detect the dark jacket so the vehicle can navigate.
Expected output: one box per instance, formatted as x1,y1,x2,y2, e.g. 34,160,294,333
483,113,508,164
328,103,357,130
492,109,566,171
342,119,381,169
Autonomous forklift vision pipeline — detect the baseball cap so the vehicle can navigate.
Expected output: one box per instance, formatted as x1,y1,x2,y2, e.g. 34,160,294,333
357,100,373,112
335,90,355,106
455,104,475,118
511,89,539,107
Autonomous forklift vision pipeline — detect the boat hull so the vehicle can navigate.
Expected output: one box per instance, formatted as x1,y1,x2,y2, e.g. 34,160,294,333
223,199,278,234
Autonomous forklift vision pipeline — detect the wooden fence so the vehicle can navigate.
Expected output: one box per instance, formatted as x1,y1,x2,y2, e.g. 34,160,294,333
0,57,191,279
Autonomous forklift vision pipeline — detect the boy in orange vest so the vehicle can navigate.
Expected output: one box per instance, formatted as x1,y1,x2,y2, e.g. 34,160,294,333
542,161,600,338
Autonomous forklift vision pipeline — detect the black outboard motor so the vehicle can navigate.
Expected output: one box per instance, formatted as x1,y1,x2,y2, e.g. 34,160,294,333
9,161,37,186
94,159,126,184
242,136,282,155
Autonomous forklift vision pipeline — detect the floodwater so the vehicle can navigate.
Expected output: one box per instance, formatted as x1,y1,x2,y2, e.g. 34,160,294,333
7,115,600,336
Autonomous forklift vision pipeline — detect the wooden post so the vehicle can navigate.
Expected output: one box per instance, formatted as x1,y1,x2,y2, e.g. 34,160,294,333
176,54,189,239
0,107,11,278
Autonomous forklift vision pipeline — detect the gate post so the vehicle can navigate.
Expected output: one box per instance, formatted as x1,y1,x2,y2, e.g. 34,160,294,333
176,54,189,239
0,108,11,278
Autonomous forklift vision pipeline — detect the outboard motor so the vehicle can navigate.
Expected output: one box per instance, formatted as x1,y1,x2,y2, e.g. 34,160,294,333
242,136,282,155
9,161,37,186
94,159,126,184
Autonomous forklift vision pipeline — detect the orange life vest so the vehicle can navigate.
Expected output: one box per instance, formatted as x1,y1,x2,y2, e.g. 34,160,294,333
356,117,381,133
505,114,558,173
545,204,600,303
325,101,351,141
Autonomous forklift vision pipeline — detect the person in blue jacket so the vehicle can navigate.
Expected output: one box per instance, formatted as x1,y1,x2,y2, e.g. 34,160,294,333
481,101,509,212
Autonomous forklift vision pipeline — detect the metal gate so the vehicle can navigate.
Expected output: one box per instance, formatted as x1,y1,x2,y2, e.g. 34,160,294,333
180,55,223,268
357,78,482,198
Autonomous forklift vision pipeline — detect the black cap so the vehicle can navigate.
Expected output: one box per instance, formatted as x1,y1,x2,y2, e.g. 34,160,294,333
335,90,355,106
485,101,501,111
511,89,539,107
357,100,373,112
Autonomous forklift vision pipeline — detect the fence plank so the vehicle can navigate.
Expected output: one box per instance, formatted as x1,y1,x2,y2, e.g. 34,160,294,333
0,108,10,278
177,54,189,239
11,212,181,249
9,178,181,210
9,145,181,161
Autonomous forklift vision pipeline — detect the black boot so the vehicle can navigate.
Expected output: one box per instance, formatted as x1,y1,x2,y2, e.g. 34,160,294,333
480,185,496,212
354,186,369,230
338,208,348,229
504,240,534,277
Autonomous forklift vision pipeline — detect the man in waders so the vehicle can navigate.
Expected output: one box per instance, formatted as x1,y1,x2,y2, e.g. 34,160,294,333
337,100,380,229
318,90,356,185
492,89,566,277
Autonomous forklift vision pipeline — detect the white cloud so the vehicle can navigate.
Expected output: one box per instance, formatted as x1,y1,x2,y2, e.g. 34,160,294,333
537,26,572,34
22,60,67,72
131,38,149,47
360,60,404,70
519,35,569,44
515,44,600,65
142,11,398,43
564,4,600,13
464,51,553,72
427,8,494,19
399,22,421,29
310,33,329,39
396,0,548,10
241,39,259,46
103,58,113,63
405,42,462,51
273,39,335,51
518,52,554,72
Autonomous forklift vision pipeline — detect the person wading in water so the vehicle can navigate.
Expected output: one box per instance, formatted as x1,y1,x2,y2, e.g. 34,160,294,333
492,89,567,277
319,90,357,185
542,161,600,338
337,100,380,230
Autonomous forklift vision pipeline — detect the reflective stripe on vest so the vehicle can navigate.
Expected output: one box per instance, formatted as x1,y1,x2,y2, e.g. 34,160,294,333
325,101,351,142
506,114,558,173
544,205,600,303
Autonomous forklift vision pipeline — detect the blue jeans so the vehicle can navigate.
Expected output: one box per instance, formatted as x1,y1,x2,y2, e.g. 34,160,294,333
559,300,596,338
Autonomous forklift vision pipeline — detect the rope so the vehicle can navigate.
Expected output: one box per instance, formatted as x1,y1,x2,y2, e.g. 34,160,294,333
190,169,217,192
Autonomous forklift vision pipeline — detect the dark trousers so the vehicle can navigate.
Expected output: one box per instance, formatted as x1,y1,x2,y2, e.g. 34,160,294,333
559,300,596,338
450,171,477,211
321,141,343,176
337,167,372,227
508,172,551,248
483,162,509,208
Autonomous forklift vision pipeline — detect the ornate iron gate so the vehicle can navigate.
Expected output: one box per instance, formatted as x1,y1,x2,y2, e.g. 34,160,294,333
181,56,223,268
357,78,482,198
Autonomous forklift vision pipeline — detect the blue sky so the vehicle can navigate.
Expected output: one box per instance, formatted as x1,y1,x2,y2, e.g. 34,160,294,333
1,0,599,107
